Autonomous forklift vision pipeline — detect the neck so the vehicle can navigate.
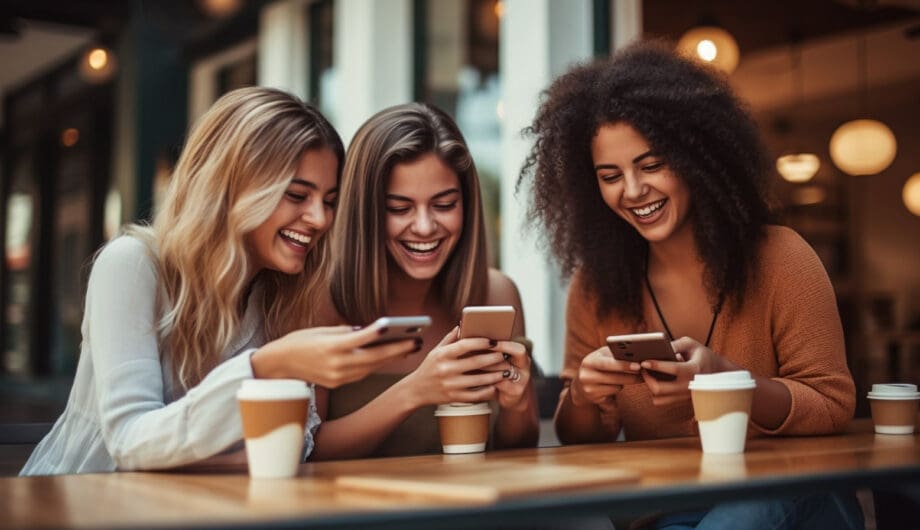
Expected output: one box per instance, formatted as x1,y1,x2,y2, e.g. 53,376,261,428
646,220,702,279
387,265,436,314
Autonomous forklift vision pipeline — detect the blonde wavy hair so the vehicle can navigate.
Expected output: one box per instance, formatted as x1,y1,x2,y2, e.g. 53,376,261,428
330,103,488,325
126,86,344,391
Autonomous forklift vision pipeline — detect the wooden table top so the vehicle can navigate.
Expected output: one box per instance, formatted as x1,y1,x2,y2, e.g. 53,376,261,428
1,418,918,529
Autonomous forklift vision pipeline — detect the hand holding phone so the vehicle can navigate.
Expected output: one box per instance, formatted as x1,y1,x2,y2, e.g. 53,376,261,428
363,316,432,347
606,332,678,381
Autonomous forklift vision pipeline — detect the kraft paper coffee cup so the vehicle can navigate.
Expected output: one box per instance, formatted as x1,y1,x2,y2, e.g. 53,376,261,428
689,371,757,454
237,379,310,478
434,402,491,454
868,383,920,435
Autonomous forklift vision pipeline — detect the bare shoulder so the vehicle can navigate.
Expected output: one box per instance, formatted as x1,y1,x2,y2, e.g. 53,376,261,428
485,268,522,307
311,288,346,326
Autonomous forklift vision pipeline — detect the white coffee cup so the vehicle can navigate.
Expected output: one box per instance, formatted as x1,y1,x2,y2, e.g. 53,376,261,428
434,402,491,454
867,383,920,435
237,379,311,478
689,371,757,454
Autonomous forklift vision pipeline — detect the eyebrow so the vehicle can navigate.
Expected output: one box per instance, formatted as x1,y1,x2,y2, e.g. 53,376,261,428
594,150,657,171
385,188,461,202
290,179,338,194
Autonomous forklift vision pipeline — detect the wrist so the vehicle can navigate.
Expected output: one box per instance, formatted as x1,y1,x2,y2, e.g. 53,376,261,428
567,380,592,409
395,372,426,410
251,340,287,379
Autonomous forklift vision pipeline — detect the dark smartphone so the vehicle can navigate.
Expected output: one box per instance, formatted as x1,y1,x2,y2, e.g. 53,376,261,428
363,316,431,347
606,332,678,381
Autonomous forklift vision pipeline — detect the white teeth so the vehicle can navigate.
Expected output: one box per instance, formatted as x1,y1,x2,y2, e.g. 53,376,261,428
280,230,311,244
631,199,666,217
403,240,440,252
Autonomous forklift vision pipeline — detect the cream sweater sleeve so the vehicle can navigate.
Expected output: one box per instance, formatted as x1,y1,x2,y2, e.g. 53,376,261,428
88,237,256,470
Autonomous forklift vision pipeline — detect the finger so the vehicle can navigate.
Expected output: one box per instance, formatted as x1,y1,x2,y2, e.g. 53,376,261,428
493,341,527,361
454,351,506,373
351,338,419,364
477,360,513,372
451,387,497,403
670,336,699,355
640,369,687,395
587,356,640,374
338,321,395,349
449,371,506,389
638,359,680,376
580,369,641,387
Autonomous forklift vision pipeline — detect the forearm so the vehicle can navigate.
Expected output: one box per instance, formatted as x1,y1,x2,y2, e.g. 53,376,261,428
553,387,615,444
750,376,792,430
493,386,540,449
309,376,420,460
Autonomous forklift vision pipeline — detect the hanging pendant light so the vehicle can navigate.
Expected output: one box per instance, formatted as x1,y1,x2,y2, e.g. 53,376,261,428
828,34,897,176
677,23,739,74
776,42,820,183
903,172,920,216
79,45,117,84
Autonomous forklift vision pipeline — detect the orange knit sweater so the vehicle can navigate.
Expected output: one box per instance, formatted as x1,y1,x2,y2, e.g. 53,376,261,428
557,225,856,440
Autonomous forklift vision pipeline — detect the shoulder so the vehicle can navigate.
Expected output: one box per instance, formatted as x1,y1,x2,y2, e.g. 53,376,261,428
758,225,823,272
485,268,522,306
756,225,831,292
90,235,158,285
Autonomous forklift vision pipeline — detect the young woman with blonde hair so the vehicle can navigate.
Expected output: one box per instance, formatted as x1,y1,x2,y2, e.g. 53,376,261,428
310,103,539,459
22,87,416,475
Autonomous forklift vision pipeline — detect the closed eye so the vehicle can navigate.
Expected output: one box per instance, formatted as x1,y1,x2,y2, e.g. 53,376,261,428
286,191,306,202
599,173,623,183
433,201,458,211
642,162,665,172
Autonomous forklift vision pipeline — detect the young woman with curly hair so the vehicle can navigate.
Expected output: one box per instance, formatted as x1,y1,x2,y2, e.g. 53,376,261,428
520,42,861,529
22,87,418,476
309,103,539,459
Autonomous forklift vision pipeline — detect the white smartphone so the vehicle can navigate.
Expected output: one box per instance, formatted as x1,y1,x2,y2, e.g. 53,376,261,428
606,331,678,381
459,305,516,341
363,315,431,347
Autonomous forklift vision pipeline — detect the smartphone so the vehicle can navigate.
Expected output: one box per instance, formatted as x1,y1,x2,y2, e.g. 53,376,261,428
606,332,678,381
363,316,432,347
459,306,516,341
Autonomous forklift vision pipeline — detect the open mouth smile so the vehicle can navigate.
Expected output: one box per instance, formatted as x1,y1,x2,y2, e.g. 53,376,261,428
400,239,443,255
630,199,667,219
279,229,312,249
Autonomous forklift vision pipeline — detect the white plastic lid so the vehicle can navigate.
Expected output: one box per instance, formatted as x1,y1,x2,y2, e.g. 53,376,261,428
867,383,920,400
434,402,492,417
688,370,756,391
236,379,310,400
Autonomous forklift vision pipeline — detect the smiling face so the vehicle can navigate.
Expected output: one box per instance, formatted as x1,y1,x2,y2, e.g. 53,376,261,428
591,122,692,244
246,147,339,275
385,152,463,281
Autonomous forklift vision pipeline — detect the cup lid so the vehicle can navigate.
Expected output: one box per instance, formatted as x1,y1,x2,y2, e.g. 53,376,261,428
237,379,310,400
434,402,492,417
688,370,756,390
868,383,920,400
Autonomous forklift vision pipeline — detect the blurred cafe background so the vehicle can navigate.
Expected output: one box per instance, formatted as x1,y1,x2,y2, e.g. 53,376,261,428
1,0,919,469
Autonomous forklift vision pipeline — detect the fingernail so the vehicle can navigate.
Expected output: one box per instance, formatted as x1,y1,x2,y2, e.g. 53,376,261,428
352,325,362,331
414,338,423,347
503,353,511,361
378,327,389,335
489,339,498,347
502,370,511,378
411,344,422,353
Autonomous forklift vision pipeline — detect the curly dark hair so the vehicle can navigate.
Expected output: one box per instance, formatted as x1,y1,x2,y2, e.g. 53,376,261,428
519,41,775,323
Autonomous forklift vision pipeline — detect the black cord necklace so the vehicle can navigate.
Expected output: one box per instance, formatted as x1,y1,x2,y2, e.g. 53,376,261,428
644,273,721,347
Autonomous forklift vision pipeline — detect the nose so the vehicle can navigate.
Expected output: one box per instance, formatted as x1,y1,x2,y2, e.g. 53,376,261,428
411,208,437,236
622,171,648,201
301,197,329,230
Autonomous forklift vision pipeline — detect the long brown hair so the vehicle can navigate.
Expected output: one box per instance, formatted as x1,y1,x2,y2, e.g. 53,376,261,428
126,86,344,391
330,103,488,324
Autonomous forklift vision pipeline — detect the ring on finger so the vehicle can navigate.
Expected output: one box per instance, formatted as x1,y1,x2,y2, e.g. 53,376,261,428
509,367,522,383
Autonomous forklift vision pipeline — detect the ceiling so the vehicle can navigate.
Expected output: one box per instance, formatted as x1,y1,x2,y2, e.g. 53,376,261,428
643,0,920,55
